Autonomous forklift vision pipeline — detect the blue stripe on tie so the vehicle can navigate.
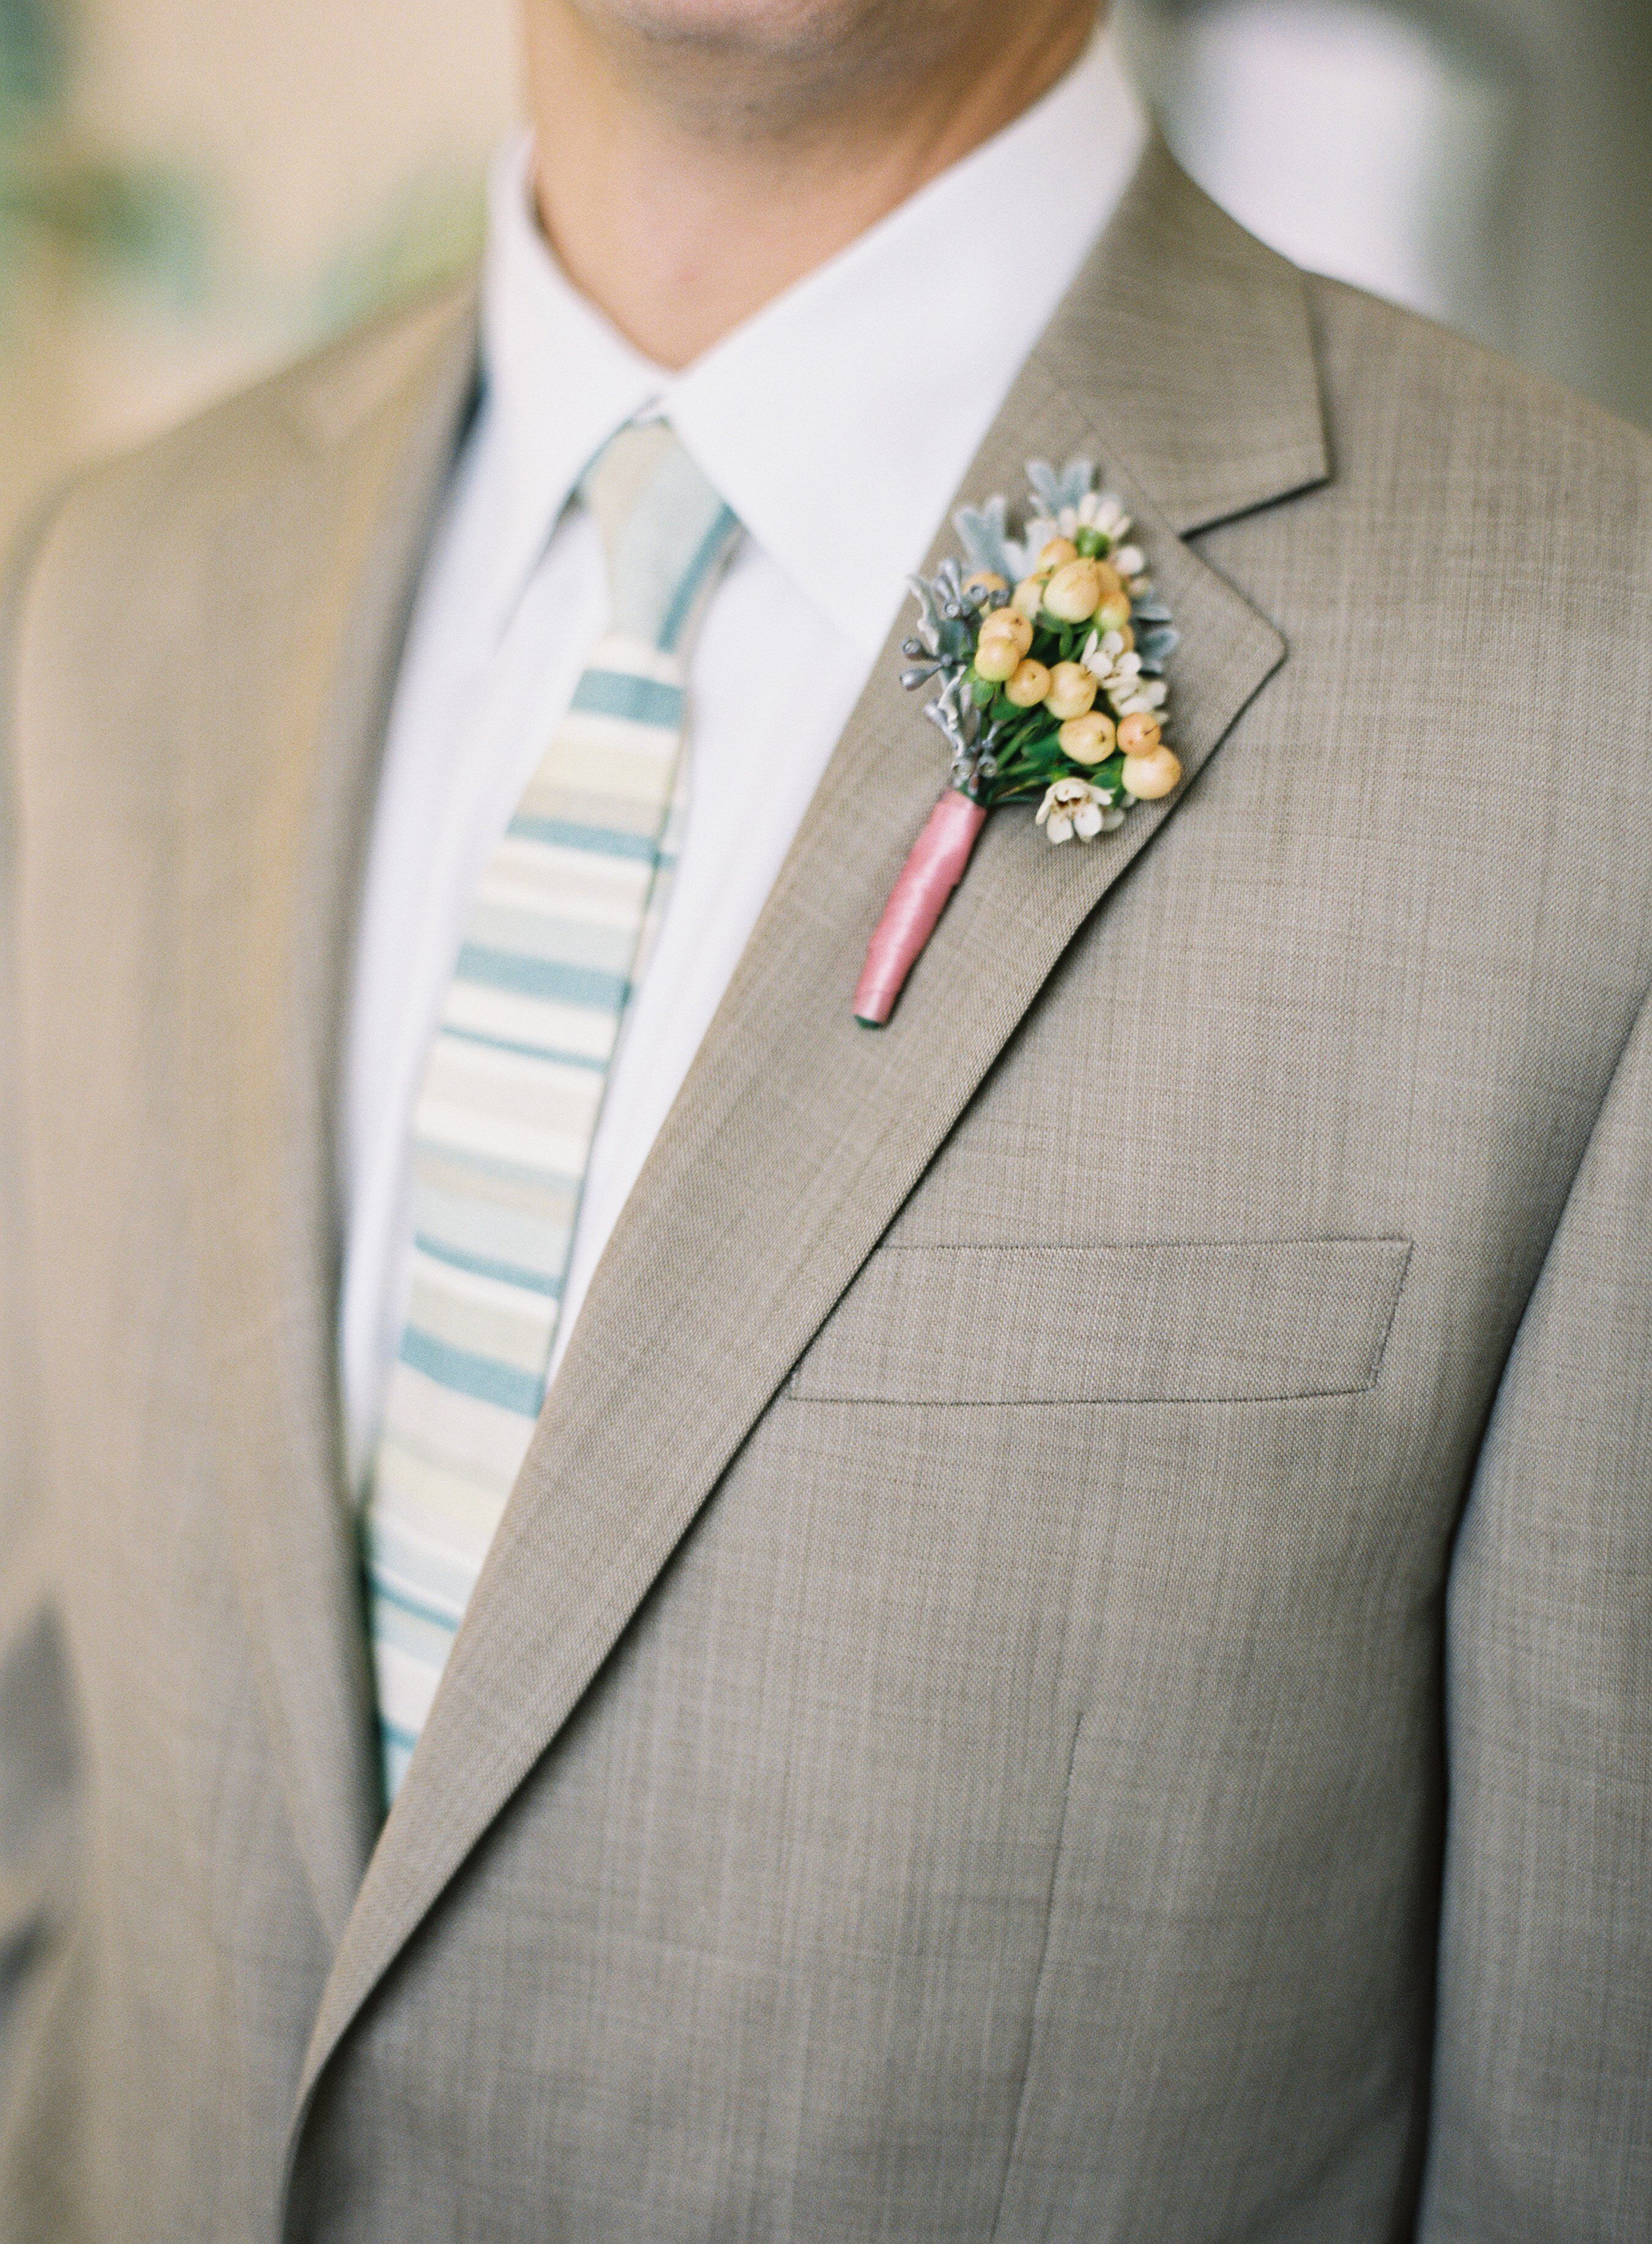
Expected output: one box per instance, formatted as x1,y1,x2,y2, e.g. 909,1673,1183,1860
398,1324,544,1417
660,505,740,652
378,1725,417,1806
415,1231,562,1298
441,1024,607,1072
379,1733,414,1802
455,943,628,1014
416,1142,582,1195
366,1572,464,1633
569,669,683,726
507,815,657,861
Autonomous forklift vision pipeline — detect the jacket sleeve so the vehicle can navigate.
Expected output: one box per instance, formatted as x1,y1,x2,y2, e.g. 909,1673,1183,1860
1419,982,1652,2239
0,493,81,2125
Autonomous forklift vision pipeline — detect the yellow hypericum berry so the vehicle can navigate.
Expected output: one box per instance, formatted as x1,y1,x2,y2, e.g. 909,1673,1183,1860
973,633,1022,684
1004,658,1053,708
1059,711,1117,764
1123,745,1181,800
963,569,1009,598
1096,592,1133,633
1043,662,1099,720
1036,537,1079,571
1117,710,1163,754
1011,576,1045,621
1042,560,1106,623
979,608,1033,658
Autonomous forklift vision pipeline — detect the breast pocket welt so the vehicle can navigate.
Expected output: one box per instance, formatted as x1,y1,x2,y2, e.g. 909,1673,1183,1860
786,1239,1413,1407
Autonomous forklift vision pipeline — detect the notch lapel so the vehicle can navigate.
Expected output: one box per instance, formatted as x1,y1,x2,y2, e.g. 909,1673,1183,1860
180,288,478,1945
292,147,1328,2122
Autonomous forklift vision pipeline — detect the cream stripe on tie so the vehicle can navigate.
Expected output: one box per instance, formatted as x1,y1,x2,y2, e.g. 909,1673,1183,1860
365,420,743,1804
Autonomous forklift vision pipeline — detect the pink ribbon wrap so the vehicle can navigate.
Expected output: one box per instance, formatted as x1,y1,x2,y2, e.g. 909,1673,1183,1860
853,788,989,1027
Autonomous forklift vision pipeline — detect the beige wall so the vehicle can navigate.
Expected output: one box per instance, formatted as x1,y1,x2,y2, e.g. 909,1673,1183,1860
1121,0,1652,436
1,0,519,538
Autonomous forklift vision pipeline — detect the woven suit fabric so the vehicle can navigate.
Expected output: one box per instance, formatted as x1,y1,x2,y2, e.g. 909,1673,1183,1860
364,420,741,1801
14,169,1652,2244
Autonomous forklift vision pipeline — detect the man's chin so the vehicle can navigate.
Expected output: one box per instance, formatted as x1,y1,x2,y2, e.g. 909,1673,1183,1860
573,0,889,58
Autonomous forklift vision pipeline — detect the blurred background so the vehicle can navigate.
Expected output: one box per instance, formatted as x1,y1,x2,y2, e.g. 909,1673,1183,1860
1,0,1649,543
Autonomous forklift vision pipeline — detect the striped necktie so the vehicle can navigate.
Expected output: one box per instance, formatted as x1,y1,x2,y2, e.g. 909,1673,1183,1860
364,420,743,1804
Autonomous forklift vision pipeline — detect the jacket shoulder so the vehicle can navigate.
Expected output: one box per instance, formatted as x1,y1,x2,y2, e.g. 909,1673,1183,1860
2,277,475,833
10,277,477,621
1303,270,1652,516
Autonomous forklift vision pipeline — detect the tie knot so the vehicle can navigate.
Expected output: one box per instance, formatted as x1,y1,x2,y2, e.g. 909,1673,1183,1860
579,420,742,655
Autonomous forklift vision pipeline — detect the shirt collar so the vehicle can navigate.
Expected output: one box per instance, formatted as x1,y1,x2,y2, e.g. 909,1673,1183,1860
477,144,666,633
478,28,1148,661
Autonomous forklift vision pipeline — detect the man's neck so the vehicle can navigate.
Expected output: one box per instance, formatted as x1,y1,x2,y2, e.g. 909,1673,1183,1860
522,1,1102,371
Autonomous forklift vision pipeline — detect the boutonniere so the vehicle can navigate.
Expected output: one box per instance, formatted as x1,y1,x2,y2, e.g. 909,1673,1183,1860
853,458,1181,1026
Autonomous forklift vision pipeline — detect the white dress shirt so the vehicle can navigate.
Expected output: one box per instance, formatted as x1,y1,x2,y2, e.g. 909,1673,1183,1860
340,32,1148,1487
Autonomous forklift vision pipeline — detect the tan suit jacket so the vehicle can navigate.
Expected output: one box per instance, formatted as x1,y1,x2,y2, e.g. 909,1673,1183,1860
3,146,1651,2242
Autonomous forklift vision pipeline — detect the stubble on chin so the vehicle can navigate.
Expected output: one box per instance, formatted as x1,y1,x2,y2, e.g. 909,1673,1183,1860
556,0,1010,141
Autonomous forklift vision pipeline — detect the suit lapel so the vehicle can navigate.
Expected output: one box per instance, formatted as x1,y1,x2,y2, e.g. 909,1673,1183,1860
292,147,1327,2115
180,288,478,1945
